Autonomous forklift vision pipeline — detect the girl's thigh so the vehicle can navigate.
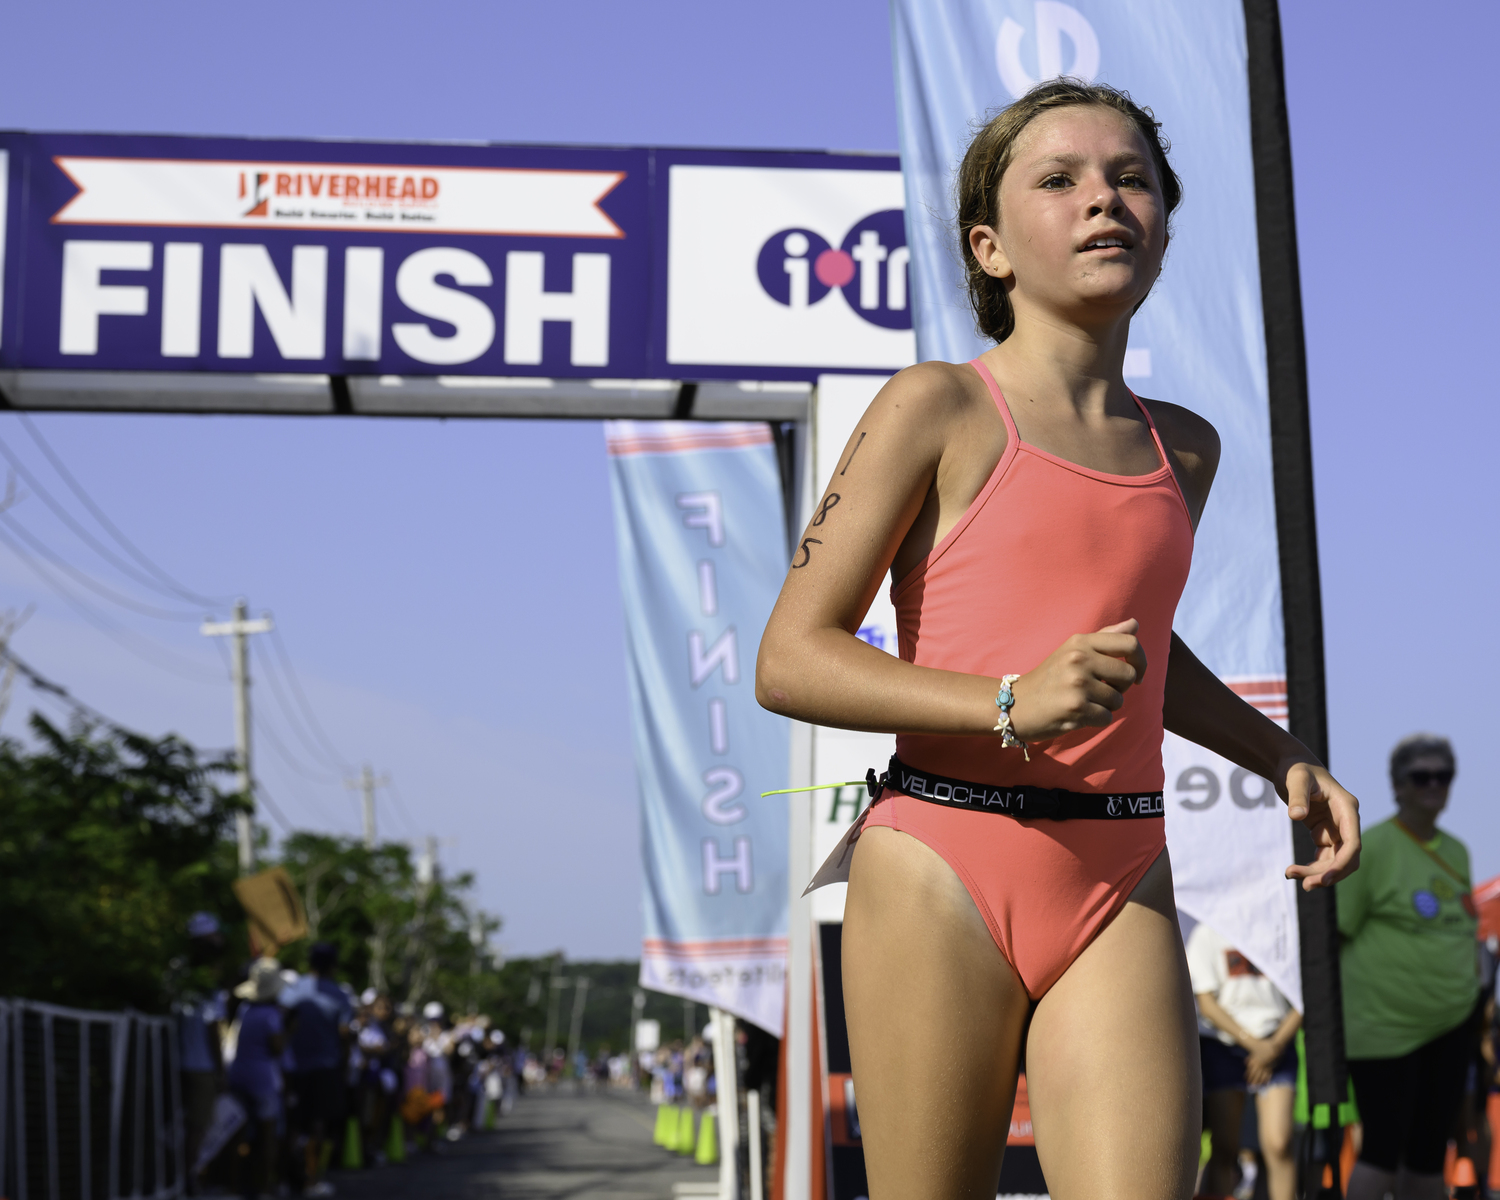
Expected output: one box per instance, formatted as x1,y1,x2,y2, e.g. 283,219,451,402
843,826,1031,1200
1024,850,1201,1200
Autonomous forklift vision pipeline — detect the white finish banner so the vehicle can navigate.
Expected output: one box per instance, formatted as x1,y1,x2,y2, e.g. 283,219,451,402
51,157,626,238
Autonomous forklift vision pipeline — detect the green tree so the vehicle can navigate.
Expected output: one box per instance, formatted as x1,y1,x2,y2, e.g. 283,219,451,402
0,715,243,1011
273,832,502,1012
0,713,677,1044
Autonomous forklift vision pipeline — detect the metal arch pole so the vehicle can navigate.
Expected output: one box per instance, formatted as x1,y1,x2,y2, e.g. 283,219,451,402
1241,1,1346,1194
775,406,816,1200
709,1007,740,1200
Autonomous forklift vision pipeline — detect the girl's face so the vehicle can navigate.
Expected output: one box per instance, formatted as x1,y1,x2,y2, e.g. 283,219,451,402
971,105,1168,332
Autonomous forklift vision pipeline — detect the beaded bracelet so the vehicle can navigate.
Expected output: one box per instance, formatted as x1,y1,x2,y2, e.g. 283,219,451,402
993,674,1030,761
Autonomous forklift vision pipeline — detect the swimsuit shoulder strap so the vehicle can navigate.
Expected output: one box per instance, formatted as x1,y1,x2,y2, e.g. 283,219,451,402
968,358,1020,443
1129,389,1192,515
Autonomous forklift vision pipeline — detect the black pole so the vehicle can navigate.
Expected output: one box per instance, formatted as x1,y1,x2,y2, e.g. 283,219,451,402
1241,2,1347,1196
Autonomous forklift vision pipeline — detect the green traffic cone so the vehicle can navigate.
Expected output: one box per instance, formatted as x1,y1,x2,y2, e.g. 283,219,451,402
676,1106,696,1155
694,1111,718,1165
342,1117,362,1170
387,1115,407,1164
654,1104,677,1147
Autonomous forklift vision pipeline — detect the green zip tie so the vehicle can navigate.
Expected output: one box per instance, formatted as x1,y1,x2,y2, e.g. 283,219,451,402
760,781,867,797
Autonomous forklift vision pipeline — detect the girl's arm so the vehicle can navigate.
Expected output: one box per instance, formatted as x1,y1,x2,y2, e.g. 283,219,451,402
1147,400,1360,889
757,364,1150,742
1163,633,1361,888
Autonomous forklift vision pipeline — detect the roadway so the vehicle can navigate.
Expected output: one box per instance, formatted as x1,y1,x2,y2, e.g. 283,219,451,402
335,1087,721,1200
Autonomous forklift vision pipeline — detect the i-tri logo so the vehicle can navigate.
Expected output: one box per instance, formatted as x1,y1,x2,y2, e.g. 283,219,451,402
996,1,1100,100
755,209,911,330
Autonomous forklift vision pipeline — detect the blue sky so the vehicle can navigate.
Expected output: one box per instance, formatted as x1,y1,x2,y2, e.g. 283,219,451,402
0,1,1493,958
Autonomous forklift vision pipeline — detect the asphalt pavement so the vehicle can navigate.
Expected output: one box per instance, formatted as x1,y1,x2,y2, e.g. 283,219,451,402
332,1087,721,1200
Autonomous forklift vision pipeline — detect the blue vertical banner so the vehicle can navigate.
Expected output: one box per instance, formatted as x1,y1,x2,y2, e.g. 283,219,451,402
607,421,790,1035
891,1,1302,1005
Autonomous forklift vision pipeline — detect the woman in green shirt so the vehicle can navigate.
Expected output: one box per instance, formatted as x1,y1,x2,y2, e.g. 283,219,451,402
1338,734,1478,1200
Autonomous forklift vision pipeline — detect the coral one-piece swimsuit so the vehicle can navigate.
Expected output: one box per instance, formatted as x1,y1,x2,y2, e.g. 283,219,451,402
860,358,1195,999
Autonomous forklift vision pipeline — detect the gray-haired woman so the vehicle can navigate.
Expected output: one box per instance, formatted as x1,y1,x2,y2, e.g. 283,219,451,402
1339,735,1478,1200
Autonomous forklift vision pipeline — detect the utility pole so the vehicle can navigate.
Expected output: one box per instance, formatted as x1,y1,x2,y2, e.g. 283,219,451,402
345,764,389,849
201,600,274,874
416,834,437,894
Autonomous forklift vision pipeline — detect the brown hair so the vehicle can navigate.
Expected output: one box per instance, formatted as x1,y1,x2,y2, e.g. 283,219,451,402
956,78,1183,344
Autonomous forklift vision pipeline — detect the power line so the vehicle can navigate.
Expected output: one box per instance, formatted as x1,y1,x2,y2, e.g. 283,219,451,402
250,639,348,775
249,729,352,833
12,414,233,608
0,509,203,621
0,522,224,684
0,644,131,731
0,429,216,607
1,643,327,839
385,777,421,837
265,620,350,770
251,707,343,786
253,781,293,833
0,420,392,846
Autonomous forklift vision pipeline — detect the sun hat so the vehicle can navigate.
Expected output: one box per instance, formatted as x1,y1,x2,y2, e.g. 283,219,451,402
234,957,285,1002
187,912,221,938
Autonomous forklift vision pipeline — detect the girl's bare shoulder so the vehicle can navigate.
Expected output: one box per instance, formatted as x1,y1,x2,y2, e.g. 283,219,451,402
1139,397,1221,519
867,360,992,438
1140,397,1220,472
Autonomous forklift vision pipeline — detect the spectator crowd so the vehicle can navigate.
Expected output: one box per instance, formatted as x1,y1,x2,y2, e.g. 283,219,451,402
172,729,1498,1200
1193,732,1496,1200
176,938,527,1197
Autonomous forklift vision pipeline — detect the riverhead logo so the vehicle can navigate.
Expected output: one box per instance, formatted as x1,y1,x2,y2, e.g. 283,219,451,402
238,167,442,222
996,1,1100,99
240,171,271,218
755,209,911,330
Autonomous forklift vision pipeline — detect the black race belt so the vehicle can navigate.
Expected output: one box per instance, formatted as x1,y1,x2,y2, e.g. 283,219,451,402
884,756,1163,820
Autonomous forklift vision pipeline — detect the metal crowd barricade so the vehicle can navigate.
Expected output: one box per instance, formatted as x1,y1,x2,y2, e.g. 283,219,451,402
0,999,185,1200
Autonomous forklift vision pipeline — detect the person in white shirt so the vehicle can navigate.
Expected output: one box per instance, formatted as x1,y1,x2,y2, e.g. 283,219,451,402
1187,921,1302,1200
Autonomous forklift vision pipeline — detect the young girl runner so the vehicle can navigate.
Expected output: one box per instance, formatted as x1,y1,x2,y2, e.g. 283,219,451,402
756,80,1361,1200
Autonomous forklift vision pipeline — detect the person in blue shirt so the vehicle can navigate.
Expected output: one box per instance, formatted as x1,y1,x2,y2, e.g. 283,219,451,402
176,912,228,1187
283,942,352,1197
228,958,285,1199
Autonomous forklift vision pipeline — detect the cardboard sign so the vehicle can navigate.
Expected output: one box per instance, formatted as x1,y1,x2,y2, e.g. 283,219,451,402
232,866,308,950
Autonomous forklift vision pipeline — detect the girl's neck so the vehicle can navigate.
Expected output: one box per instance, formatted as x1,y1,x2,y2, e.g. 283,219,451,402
990,312,1134,415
